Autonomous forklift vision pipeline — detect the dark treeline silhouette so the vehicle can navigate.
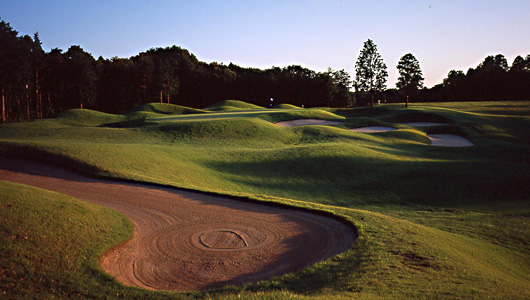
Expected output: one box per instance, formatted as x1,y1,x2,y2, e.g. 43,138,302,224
1,19,530,122
385,53,530,104
0,19,352,121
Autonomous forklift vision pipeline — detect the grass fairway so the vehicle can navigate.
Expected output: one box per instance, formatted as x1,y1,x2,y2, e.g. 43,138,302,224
1,101,529,299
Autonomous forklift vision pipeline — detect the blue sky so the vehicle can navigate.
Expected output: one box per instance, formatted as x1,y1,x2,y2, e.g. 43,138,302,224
1,0,529,87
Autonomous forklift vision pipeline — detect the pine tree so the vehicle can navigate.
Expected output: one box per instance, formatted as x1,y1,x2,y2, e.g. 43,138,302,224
355,39,388,107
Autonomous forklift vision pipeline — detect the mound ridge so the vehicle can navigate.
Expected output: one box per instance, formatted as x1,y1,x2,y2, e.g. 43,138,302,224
58,109,125,126
204,100,265,111
273,103,303,109
157,118,292,142
1,101,529,298
129,103,208,115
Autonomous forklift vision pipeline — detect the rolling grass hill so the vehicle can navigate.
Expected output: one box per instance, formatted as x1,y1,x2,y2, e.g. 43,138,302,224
204,99,266,111
1,101,529,299
273,103,303,109
127,103,209,115
58,109,126,127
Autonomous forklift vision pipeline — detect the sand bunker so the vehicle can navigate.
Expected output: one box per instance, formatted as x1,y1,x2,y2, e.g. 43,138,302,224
427,134,474,147
399,122,447,127
351,126,397,133
0,158,355,291
276,119,342,127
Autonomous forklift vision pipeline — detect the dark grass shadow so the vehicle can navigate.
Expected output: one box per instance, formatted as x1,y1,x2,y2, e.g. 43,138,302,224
380,111,453,124
204,152,530,208
213,236,365,295
201,223,357,293
0,145,103,182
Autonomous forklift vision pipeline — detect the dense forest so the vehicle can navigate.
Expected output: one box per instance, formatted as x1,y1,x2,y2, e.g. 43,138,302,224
1,19,529,122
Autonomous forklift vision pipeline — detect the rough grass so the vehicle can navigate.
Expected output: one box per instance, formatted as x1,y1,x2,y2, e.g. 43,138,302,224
0,181,134,298
1,101,529,299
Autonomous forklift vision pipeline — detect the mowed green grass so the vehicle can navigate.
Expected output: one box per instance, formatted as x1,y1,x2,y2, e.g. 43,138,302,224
1,100,529,299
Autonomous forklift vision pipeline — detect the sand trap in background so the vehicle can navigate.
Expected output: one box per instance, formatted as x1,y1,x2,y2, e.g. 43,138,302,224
399,122,448,126
351,126,397,133
428,134,474,147
276,119,342,127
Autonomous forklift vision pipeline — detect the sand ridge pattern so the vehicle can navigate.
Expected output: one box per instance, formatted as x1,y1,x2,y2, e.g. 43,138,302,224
0,158,356,291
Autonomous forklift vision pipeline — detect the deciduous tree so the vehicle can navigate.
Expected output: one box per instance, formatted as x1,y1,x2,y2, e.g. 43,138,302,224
396,53,424,105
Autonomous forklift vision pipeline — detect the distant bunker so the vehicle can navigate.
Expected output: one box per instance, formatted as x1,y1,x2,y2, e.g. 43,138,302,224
278,118,473,147
427,134,474,147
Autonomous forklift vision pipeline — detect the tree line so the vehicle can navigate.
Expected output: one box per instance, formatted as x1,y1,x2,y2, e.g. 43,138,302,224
418,54,530,102
353,39,530,105
0,19,352,122
1,19,529,122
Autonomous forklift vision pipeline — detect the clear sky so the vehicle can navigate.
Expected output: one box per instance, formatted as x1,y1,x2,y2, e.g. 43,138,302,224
1,0,529,87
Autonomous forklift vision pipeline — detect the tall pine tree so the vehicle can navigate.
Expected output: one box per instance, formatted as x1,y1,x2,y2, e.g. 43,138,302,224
355,39,388,107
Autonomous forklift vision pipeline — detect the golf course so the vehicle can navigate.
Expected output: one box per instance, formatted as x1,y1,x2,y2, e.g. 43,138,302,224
1,100,529,299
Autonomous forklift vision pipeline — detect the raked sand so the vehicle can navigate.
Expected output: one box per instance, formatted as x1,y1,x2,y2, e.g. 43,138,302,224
0,158,355,291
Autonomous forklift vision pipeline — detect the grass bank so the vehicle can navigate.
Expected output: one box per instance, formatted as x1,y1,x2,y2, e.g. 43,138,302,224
1,101,529,299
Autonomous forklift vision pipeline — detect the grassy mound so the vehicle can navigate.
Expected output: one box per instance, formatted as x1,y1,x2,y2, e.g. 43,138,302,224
156,118,294,143
260,109,344,123
273,104,303,109
204,100,265,111
128,103,208,115
58,109,126,127
1,101,529,299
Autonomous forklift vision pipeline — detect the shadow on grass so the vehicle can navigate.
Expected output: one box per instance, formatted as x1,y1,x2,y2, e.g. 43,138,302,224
204,151,530,208
218,240,366,295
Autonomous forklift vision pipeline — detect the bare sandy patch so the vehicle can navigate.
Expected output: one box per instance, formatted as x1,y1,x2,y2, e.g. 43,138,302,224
427,134,474,147
351,126,397,133
276,119,342,127
0,158,355,291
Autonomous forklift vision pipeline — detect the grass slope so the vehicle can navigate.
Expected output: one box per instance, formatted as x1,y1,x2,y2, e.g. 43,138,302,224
58,109,126,126
204,100,266,111
128,103,208,115
273,104,303,109
0,181,135,298
1,101,529,299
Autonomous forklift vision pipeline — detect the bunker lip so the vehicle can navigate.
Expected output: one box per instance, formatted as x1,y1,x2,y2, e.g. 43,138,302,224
0,158,356,292
351,126,396,133
427,134,474,147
